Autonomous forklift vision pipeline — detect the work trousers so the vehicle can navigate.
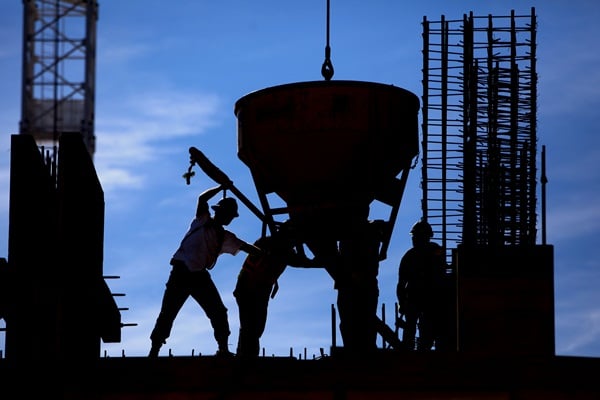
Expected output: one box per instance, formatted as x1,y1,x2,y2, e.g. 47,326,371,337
234,284,272,358
150,263,230,349
402,304,437,351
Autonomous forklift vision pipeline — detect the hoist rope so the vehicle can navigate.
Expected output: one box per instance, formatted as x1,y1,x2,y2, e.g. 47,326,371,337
321,0,334,80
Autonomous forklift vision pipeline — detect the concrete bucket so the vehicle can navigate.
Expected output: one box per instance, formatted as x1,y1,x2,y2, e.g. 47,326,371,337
235,80,419,248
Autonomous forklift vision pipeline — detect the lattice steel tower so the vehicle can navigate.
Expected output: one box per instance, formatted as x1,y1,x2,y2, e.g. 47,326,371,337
20,0,98,162
421,8,538,258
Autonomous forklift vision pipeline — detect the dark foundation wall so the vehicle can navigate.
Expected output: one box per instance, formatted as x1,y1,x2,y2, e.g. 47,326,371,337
455,244,555,356
5,134,60,362
56,133,121,362
4,133,120,365
2,353,598,399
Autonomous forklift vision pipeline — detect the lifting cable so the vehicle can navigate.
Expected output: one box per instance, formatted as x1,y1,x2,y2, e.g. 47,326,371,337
321,0,334,80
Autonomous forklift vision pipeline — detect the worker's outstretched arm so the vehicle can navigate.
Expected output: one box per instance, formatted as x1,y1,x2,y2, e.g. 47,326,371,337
239,241,264,257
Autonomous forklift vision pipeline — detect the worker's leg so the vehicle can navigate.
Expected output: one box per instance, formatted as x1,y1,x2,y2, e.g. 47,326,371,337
190,270,231,354
149,264,190,356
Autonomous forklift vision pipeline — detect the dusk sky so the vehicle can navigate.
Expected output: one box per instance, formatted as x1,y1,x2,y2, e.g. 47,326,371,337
0,1,599,358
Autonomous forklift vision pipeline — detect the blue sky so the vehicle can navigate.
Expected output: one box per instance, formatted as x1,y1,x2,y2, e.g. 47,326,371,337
0,1,599,358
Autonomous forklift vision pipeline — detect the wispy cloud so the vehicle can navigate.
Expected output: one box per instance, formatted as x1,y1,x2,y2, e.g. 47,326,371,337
549,148,600,184
556,308,600,356
538,17,600,117
94,89,223,196
546,204,600,243
99,43,154,65
544,147,600,242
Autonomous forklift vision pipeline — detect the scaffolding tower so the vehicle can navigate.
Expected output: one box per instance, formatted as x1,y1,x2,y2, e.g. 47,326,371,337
19,0,98,165
421,8,538,260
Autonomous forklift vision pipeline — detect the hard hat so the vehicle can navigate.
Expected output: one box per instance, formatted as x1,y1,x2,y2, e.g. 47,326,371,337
410,220,433,238
211,197,239,217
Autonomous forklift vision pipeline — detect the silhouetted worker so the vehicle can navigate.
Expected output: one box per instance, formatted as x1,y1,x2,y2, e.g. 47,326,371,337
234,223,318,359
294,202,386,356
396,220,447,351
149,184,262,358
336,219,385,354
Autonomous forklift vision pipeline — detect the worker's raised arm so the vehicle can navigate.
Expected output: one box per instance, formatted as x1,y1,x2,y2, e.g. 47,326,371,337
197,183,232,204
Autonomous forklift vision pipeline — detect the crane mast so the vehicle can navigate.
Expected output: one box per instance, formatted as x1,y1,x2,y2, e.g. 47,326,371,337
20,0,98,163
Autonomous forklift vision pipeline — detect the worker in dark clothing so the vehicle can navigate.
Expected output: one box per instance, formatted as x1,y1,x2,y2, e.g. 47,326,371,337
396,220,448,351
149,184,262,358
234,223,318,359
336,219,385,354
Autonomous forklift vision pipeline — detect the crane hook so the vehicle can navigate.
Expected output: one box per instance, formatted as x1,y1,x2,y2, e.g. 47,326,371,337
321,46,334,81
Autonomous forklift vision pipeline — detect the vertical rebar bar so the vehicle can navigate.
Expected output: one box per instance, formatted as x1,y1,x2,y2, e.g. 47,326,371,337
421,16,430,222
441,16,448,250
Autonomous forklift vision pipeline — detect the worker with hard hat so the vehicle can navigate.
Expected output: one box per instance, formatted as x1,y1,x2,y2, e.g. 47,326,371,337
149,183,262,358
396,220,448,351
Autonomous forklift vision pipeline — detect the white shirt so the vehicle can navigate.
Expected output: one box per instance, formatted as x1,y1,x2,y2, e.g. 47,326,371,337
172,214,244,272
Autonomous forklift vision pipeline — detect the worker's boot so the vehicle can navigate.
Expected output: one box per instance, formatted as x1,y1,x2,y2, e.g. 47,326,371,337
216,339,233,358
215,348,233,357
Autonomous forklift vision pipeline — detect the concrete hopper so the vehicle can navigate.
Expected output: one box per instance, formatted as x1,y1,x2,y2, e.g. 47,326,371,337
235,80,419,250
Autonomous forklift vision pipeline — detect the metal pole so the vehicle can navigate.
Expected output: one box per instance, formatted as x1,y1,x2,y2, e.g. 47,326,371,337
541,145,547,245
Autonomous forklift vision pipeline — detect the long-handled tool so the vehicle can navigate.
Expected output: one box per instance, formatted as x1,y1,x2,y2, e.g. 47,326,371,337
186,146,268,225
